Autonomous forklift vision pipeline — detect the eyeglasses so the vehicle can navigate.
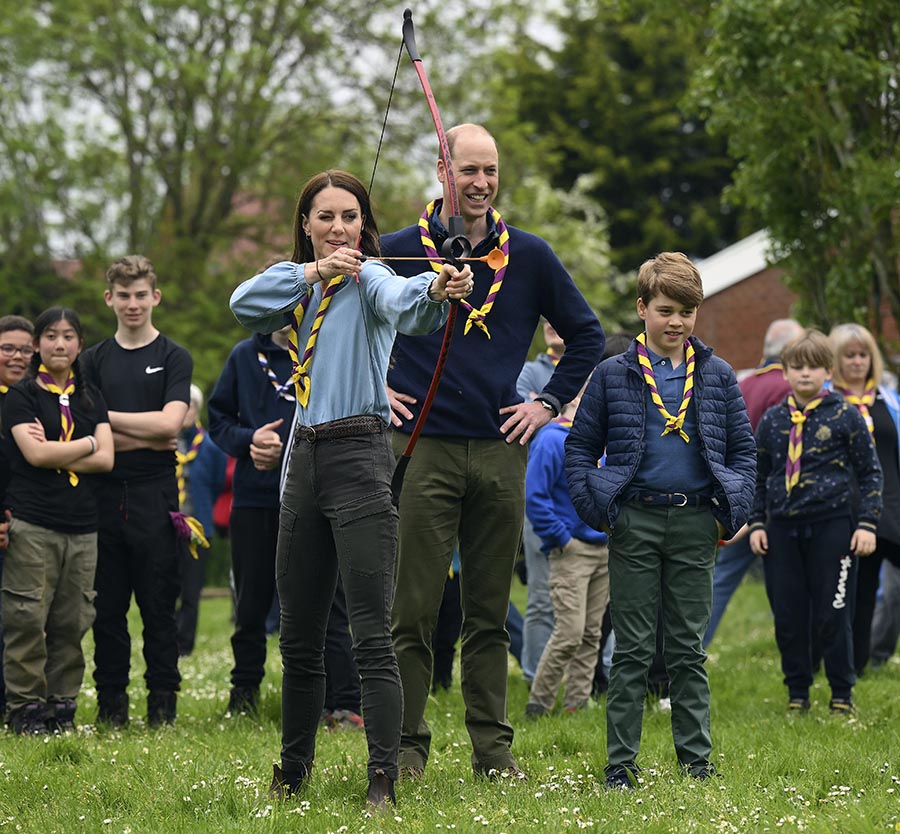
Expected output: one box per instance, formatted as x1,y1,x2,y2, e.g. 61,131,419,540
0,344,35,358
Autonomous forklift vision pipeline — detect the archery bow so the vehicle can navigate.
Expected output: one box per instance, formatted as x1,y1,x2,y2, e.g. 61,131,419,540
390,7,472,505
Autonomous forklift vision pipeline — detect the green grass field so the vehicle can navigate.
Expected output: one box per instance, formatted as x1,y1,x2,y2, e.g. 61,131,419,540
1,578,898,833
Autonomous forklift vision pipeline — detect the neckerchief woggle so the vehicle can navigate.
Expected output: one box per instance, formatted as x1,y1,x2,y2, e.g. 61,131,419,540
418,199,509,338
38,364,78,486
785,392,827,494
635,333,695,443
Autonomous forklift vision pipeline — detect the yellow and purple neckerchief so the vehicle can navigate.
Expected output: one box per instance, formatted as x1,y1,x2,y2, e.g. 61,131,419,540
169,511,210,561
834,379,876,434
0,384,8,394
287,276,344,407
257,351,296,403
546,349,561,367
418,199,510,338
785,392,827,494
176,422,205,507
753,360,783,376
38,364,78,486
635,333,695,443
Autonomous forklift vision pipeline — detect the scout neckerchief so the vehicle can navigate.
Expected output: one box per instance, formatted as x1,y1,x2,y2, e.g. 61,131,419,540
835,379,876,434
169,510,210,561
785,391,827,494
546,349,561,367
419,199,510,338
287,276,344,406
635,333,695,443
37,363,78,486
0,384,8,394
753,358,783,376
257,351,296,402
176,421,205,507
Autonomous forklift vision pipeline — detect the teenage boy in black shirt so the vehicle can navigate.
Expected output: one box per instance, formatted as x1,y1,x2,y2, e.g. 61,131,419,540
81,255,193,727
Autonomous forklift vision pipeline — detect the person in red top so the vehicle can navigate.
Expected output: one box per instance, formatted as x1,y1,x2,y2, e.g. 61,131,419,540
704,318,804,647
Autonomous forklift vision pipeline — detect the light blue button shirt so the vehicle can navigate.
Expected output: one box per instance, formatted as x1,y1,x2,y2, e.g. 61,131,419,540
230,260,449,427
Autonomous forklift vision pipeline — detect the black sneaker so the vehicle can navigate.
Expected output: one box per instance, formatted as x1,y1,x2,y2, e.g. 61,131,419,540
829,697,855,716
683,761,719,780
97,691,129,727
788,697,811,713
47,698,77,733
147,690,177,727
8,703,49,736
605,763,638,790
524,701,549,720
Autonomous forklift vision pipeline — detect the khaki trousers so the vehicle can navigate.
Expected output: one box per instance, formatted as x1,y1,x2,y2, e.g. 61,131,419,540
529,539,609,710
1,518,97,709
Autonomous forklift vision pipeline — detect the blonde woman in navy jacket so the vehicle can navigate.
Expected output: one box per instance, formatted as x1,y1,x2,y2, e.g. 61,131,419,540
830,323,900,674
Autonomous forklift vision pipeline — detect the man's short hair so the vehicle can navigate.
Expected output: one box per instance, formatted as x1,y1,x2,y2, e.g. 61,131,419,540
781,328,833,370
106,255,158,289
762,319,804,360
637,252,703,308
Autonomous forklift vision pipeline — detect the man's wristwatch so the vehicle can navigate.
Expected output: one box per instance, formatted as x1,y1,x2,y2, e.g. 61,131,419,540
535,396,560,417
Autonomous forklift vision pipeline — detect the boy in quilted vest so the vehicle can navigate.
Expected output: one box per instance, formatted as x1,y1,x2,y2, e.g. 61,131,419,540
565,252,756,788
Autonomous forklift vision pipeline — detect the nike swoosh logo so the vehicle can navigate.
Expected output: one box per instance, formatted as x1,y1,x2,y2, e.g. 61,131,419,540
145,366,164,374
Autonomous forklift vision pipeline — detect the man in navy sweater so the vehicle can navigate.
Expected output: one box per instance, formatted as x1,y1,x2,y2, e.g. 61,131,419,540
384,123,605,779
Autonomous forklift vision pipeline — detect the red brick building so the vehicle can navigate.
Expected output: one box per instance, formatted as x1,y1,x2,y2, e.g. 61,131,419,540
693,230,797,375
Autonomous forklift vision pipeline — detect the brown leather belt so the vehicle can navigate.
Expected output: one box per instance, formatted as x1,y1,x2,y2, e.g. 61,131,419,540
296,415,385,443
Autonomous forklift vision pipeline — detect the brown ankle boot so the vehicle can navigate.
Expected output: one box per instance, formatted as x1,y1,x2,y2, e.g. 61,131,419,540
269,763,309,798
366,768,396,809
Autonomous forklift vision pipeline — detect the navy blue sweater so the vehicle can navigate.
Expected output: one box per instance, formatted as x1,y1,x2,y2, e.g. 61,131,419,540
207,333,295,510
750,391,882,529
566,337,757,537
383,212,604,439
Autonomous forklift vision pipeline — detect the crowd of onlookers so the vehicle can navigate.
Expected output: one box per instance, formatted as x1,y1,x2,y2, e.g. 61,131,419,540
1,122,898,812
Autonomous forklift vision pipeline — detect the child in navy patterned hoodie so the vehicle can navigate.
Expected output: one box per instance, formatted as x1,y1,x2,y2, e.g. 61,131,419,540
749,328,882,715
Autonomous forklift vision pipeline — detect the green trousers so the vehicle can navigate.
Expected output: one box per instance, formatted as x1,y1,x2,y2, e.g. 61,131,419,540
2,518,98,710
606,502,718,772
391,434,526,773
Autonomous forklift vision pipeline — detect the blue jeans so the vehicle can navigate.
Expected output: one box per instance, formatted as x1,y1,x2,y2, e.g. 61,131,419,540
521,516,554,682
703,537,758,647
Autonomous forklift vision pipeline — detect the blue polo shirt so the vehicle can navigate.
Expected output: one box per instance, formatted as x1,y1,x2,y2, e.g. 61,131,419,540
628,346,712,497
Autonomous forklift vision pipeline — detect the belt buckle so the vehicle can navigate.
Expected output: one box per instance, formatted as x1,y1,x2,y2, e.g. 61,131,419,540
671,493,688,507
305,426,316,443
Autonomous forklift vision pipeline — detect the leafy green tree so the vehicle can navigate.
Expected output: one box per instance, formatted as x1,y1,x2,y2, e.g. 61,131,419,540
490,0,745,278
689,0,900,348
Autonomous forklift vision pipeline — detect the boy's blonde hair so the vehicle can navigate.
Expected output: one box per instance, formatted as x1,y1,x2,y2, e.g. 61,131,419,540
637,252,703,308
829,323,884,389
106,255,157,289
781,328,832,370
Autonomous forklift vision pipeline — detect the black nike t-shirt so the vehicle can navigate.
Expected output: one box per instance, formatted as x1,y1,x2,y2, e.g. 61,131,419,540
81,334,192,481
2,381,109,533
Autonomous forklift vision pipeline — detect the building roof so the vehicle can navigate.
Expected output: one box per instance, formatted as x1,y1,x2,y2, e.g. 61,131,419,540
696,229,773,298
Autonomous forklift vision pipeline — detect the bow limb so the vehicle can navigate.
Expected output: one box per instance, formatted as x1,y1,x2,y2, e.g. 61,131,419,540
390,7,471,505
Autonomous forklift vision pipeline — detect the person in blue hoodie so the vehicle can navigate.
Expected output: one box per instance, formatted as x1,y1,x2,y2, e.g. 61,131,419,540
524,387,608,717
